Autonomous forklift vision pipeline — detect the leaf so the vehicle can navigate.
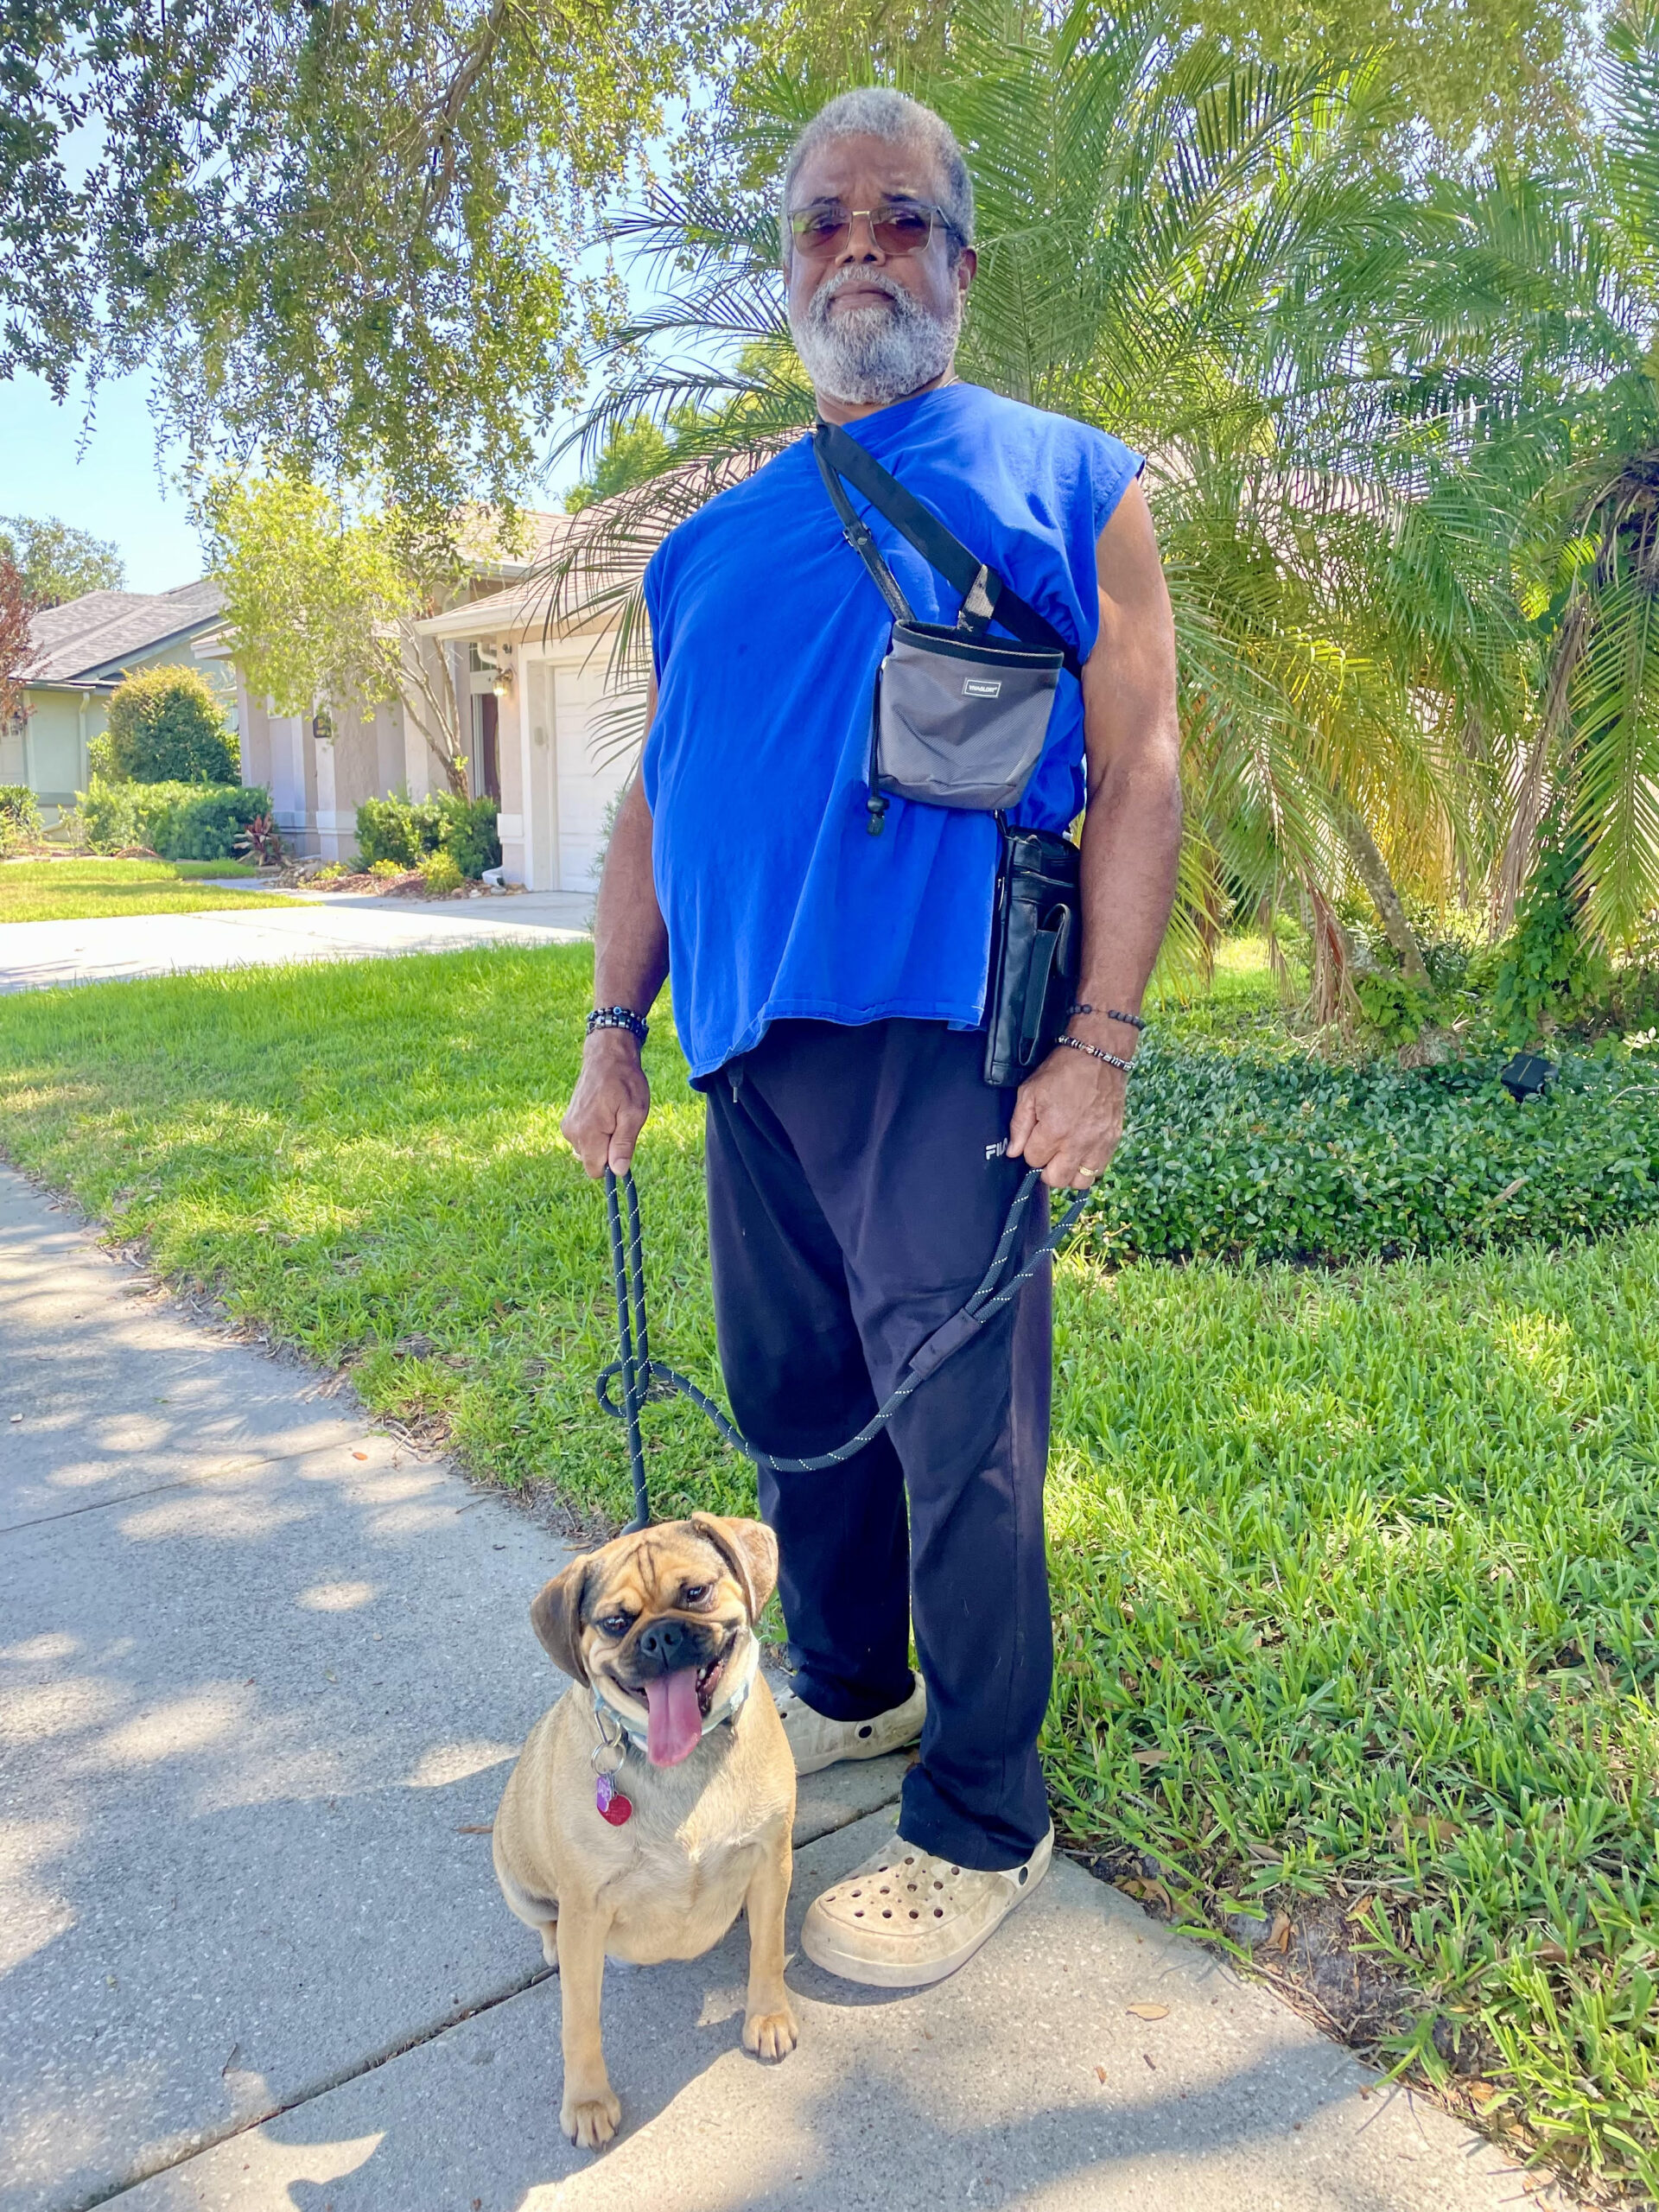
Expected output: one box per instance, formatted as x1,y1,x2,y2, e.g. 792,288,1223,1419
1132,1747,1172,1767
1095,2064,1109,2083
1127,2003,1171,2020
1265,1910,1294,1954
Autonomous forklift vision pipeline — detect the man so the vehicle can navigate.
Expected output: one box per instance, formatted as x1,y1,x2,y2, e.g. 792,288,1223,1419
563,86,1180,1986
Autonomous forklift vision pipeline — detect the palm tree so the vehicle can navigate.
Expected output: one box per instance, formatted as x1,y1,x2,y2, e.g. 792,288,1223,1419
537,0,1659,979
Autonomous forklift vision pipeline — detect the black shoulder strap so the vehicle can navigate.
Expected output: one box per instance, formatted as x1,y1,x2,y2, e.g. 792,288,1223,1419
813,419,1084,681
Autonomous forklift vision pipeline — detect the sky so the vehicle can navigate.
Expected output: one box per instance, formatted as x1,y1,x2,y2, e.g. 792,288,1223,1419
0,363,593,598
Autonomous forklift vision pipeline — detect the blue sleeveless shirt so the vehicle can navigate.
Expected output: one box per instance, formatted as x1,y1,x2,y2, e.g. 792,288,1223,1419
641,382,1141,1084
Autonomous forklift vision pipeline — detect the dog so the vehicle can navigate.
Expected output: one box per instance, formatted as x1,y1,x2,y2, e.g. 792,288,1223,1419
493,1511,798,2149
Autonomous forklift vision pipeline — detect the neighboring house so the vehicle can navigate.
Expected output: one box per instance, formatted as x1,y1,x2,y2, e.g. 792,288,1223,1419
3,582,234,819
226,507,624,875
4,507,647,884
414,548,637,894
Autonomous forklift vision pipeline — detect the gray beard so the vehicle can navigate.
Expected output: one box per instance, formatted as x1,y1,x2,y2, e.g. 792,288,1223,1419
789,267,960,408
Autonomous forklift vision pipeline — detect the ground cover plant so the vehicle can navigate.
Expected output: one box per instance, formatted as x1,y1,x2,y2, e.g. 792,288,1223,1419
0,941,1656,2196
0,859,285,925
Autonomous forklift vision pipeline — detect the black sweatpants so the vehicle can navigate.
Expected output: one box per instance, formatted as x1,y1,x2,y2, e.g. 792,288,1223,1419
703,1017,1052,1870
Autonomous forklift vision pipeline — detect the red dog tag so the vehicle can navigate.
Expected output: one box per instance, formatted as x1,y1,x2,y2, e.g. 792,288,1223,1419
595,1772,632,1826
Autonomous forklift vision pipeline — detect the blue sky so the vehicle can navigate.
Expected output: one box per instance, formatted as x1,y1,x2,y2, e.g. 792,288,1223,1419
0,362,592,597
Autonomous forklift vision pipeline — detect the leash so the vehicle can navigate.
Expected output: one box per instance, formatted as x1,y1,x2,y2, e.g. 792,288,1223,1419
597,1163,1092,1530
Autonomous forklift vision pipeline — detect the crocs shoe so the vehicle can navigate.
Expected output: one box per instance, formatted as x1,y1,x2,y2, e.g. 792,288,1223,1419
776,1675,926,1777
802,1824,1052,1988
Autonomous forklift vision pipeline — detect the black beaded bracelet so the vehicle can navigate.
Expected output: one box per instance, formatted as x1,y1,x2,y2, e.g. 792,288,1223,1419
1069,1002,1147,1033
1056,1035,1134,1075
588,1005,648,1045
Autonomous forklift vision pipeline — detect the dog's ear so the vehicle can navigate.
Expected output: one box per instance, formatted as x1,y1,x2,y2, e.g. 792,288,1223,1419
690,1513,778,1624
529,1555,592,1683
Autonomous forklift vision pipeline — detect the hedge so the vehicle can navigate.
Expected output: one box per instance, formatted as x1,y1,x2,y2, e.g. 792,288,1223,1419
74,778,270,861
1099,1039,1659,1262
355,791,500,879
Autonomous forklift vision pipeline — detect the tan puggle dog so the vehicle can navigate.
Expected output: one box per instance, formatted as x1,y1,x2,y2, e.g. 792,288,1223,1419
493,1512,798,2149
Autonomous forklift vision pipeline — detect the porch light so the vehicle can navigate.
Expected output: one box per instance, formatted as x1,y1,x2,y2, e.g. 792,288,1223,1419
492,667,514,700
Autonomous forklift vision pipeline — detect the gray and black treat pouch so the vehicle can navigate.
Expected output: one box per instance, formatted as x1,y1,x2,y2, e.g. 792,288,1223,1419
874,621,1063,812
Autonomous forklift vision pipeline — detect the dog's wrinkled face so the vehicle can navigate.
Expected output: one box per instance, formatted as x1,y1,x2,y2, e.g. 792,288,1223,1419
529,1514,778,1769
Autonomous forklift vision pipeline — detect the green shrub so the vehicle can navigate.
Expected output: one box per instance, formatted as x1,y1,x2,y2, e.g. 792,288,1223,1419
1101,1039,1659,1263
355,790,499,878
419,849,463,896
0,785,42,855
158,786,270,861
436,793,502,879
357,793,439,870
104,667,239,785
72,777,270,861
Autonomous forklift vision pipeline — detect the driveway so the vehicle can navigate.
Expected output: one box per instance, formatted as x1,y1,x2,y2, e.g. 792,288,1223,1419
0,889,593,994
0,1165,1559,2212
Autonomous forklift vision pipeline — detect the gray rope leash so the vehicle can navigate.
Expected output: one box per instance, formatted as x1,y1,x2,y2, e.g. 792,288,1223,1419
597,1163,1092,1529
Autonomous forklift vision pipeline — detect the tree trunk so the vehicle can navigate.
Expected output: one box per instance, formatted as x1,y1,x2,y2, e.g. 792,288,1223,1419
1334,801,1431,986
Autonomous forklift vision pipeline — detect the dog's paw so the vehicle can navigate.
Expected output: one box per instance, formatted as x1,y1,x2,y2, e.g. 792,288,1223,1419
743,2004,799,2061
561,2088,621,2150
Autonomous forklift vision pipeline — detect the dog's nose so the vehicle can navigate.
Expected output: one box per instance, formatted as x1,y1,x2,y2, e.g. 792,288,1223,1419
636,1618,691,1670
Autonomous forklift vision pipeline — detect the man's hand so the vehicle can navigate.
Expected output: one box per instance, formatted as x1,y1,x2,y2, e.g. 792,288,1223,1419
562,1030,652,1178
1007,1047,1127,1190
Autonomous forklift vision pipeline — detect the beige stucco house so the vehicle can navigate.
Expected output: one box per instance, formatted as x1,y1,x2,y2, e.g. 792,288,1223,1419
4,582,236,817
7,508,642,887
228,508,635,887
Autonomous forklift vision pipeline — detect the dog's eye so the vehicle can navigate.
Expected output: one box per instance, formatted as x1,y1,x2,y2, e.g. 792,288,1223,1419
682,1585,711,1605
596,1614,632,1637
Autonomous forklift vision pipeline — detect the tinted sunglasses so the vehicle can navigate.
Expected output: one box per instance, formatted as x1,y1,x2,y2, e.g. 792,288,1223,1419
787,199,957,260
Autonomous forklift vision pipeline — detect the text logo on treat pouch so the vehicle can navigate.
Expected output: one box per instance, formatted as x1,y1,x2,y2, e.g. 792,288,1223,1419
963,677,1003,699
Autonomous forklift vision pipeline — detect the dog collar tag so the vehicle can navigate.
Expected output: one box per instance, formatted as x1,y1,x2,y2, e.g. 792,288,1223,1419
595,1771,632,1826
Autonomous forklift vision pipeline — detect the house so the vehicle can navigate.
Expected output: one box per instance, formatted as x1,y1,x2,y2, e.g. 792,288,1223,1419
3,582,234,818
226,508,631,875
7,504,650,885
411,537,638,893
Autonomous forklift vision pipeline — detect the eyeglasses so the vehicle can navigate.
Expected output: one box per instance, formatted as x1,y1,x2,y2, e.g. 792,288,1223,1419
787,199,957,260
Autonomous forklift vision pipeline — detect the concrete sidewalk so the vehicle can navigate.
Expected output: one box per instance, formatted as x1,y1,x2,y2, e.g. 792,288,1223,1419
0,1165,1555,2212
0,889,592,994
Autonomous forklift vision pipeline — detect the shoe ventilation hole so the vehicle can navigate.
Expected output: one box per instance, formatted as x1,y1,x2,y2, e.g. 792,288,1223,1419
933,1907,944,1917
909,1910,920,1919
1018,1867,1028,1884
950,1866,960,1877
857,1725,873,1738
903,1855,914,1865
850,1889,861,1899
855,1910,864,1918
933,1880,944,1891
882,1910,893,1918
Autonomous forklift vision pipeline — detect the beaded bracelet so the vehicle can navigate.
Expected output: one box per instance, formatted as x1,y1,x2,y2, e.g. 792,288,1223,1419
1068,1003,1147,1033
1056,1035,1134,1075
588,1005,648,1045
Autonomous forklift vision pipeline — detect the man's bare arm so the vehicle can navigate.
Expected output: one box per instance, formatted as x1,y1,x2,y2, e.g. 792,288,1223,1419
561,679,671,1178
1007,482,1181,1189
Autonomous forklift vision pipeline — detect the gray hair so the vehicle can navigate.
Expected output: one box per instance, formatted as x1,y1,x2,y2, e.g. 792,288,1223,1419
779,89,975,263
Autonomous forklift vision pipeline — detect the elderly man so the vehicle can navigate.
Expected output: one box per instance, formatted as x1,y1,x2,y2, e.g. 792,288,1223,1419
563,86,1180,1986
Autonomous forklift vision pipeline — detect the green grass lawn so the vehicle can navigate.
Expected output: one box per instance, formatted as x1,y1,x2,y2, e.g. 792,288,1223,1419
0,858,289,924
1,943,1656,2197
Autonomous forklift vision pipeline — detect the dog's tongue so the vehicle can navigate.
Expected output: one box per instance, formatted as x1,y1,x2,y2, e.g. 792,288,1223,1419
642,1668,703,1766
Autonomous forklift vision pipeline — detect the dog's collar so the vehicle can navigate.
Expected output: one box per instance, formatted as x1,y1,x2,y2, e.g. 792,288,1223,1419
591,1637,760,1761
